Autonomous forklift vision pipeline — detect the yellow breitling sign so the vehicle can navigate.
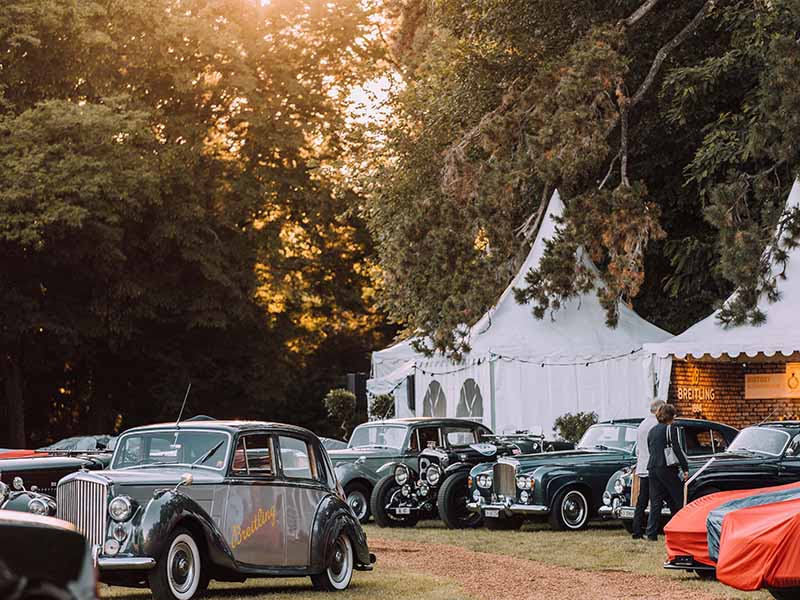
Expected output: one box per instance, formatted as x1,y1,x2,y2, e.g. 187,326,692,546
231,506,277,549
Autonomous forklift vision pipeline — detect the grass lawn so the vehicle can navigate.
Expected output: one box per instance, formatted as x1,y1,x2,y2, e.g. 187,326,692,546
364,520,770,600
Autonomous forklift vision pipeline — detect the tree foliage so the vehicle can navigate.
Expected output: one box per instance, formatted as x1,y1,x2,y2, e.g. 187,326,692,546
366,0,800,355
0,0,389,445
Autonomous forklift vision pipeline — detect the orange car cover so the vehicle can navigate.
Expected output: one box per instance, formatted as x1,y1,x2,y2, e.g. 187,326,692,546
0,450,42,460
716,497,800,591
664,481,800,567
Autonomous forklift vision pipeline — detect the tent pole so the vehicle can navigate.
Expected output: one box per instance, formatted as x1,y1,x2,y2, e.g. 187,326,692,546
490,358,497,431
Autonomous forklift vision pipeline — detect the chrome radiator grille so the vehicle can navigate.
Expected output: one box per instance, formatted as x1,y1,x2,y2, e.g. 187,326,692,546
493,462,516,498
57,478,107,548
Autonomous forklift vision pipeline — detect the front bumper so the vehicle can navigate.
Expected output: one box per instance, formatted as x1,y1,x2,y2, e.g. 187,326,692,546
97,557,156,571
466,501,549,517
616,505,672,520
664,556,715,573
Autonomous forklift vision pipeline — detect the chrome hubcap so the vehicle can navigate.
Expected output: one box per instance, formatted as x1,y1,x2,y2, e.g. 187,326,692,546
562,492,586,527
329,536,351,584
168,541,195,594
348,491,367,519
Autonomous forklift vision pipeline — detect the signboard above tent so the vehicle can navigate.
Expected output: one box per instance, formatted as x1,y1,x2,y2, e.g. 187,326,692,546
745,363,800,399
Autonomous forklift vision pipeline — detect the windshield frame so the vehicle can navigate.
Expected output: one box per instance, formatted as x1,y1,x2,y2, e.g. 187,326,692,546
111,427,233,471
347,423,409,451
576,424,637,454
727,426,791,457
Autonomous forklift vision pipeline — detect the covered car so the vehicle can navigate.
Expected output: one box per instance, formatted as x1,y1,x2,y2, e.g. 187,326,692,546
715,496,800,598
664,481,800,574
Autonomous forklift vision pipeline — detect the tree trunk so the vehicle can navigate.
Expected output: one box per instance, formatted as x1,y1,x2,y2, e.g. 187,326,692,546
3,352,26,448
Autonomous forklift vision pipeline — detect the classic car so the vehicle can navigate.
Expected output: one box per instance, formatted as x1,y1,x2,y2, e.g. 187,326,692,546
0,434,115,461
0,475,58,517
0,451,110,499
0,510,97,599
55,420,375,600
321,438,348,451
371,429,565,529
601,418,738,531
662,422,800,575
327,417,492,523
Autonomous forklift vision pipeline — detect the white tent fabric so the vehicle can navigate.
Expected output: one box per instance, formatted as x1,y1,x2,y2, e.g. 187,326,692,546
646,179,800,360
368,191,672,433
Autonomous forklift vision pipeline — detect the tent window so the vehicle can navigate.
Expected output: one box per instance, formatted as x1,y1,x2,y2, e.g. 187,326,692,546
457,379,483,421
422,381,446,417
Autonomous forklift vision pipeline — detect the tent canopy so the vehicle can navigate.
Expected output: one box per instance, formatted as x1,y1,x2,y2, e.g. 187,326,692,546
646,179,800,360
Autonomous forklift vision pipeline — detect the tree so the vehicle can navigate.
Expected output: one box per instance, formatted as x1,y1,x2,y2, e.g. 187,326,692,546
365,0,800,356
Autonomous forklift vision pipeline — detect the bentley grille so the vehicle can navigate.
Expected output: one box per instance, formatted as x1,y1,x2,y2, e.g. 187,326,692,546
57,478,108,549
493,462,516,498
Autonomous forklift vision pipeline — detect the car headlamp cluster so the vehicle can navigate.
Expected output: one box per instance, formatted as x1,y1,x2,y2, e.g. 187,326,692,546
27,497,52,516
394,465,410,486
516,475,533,490
476,473,493,489
109,496,135,522
425,465,442,486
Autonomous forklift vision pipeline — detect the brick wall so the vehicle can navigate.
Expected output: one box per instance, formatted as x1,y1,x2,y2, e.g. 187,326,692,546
669,360,800,429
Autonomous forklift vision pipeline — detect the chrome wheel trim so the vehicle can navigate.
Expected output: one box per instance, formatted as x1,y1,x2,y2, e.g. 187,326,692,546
347,489,368,520
561,490,588,529
167,533,200,600
327,534,353,590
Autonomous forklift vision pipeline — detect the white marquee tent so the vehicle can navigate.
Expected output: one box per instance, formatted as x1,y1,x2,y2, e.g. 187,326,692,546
645,179,800,361
368,191,673,436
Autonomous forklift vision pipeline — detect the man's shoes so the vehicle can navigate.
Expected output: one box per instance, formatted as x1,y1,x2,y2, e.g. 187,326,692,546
631,534,643,540
647,535,658,542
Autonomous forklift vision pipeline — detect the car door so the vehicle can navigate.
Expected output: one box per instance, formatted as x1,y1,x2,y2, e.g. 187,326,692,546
222,432,285,567
277,434,330,567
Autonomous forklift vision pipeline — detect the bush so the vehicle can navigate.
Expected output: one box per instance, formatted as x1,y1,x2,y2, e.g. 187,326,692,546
324,388,358,438
369,394,395,420
553,411,598,443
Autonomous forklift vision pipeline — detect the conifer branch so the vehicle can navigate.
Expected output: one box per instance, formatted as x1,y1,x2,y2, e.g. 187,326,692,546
622,0,662,28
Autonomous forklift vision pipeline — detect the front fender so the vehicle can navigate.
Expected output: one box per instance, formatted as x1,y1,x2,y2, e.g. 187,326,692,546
335,461,381,488
309,495,371,572
130,490,236,572
443,462,470,476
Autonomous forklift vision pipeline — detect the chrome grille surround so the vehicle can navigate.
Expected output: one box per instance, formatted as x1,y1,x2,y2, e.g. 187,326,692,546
493,459,518,499
57,475,108,549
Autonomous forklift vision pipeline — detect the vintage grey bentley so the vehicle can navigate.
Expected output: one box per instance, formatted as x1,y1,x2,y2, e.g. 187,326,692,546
55,420,375,599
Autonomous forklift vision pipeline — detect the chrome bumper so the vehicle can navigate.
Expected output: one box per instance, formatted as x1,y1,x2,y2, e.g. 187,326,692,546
467,501,549,517
597,506,614,518
98,557,156,571
616,505,672,519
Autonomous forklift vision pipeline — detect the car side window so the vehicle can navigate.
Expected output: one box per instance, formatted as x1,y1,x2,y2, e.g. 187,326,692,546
416,427,440,450
278,436,318,480
786,434,800,458
682,427,714,456
444,427,477,447
710,429,729,453
231,434,273,477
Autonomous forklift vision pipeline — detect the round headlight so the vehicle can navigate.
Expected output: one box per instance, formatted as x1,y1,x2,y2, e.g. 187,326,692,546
12,477,24,491
516,475,531,490
0,482,8,504
27,497,49,516
112,523,128,542
472,489,481,501
613,478,625,495
602,491,612,506
476,473,493,489
109,496,134,522
394,465,409,486
426,465,441,486
418,482,430,496
519,490,530,504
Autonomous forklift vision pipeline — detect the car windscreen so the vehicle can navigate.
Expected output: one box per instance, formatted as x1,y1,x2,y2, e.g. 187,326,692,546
727,427,790,456
577,425,636,452
348,424,407,450
112,429,229,470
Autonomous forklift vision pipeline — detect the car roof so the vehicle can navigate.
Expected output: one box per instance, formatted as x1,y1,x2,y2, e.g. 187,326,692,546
120,420,318,438
674,417,738,431
754,421,800,435
356,417,487,428
597,418,643,426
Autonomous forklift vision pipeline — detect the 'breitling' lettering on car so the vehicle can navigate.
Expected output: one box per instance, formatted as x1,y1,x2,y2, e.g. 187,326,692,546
230,506,277,549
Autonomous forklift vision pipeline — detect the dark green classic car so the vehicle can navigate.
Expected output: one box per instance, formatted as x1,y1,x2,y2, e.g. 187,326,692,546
328,418,492,523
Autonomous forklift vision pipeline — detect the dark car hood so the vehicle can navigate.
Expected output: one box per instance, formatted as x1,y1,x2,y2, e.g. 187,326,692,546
0,456,97,472
687,451,776,471
514,448,632,471
328,447,401,463
83,467,225,487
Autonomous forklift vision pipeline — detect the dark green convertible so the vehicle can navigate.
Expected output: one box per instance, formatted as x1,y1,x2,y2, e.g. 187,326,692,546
467,419,643,530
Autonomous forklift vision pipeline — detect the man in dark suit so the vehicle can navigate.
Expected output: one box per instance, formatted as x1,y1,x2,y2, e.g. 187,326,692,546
645,403,689,541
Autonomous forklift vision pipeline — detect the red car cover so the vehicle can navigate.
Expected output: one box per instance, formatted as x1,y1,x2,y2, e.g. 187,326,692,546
665,481,800,567
0,450,42,460
716,497,800,591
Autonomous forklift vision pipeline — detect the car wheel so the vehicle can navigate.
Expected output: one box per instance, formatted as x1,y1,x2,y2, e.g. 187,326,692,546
549,487,590,531
344,482,371,523
437,471,481,529
484,516,523,530
370,474,420,528
149,527,204,600
311,531,354,591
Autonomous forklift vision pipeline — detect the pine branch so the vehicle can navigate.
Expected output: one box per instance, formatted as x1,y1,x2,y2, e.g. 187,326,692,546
622,0,662,27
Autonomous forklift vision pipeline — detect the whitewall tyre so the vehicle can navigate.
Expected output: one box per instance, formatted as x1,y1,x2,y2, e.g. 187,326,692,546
149,528,203,600
549,488,589,531
311,533,354,591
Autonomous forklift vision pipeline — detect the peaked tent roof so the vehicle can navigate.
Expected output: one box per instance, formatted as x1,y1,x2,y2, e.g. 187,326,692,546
372,190,669,370
646,179,800,360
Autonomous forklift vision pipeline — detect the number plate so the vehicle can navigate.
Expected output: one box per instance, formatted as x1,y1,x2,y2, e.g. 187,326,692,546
395,507,411,515
619,507,635,520
485,508,500,518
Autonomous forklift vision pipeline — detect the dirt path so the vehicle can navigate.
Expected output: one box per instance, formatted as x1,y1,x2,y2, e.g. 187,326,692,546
373,537,724,600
